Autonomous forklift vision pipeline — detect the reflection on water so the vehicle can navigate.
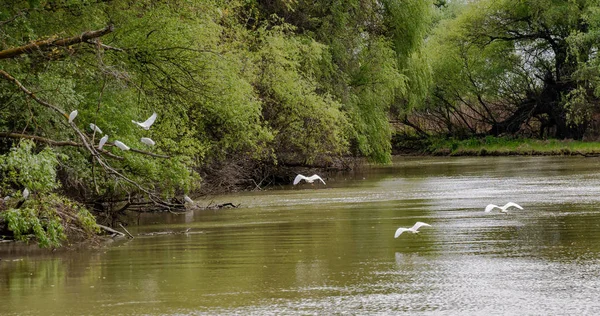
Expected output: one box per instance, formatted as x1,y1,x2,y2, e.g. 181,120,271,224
2,157,600,314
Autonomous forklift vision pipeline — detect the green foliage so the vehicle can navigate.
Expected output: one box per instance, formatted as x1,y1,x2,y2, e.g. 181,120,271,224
2,206,64,248
1,192,99,248
0,140,59,193
0,0,435,236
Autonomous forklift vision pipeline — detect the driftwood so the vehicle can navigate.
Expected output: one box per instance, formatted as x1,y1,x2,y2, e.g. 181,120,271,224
97,224,125,238
118,223,134,239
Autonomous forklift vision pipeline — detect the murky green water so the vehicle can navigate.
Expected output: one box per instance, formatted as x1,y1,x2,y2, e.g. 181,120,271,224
3,156,600,315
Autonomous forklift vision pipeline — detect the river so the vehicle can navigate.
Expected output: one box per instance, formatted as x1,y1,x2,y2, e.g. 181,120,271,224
2,156,600,315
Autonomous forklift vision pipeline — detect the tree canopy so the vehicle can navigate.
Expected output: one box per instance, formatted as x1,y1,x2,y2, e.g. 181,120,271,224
0,0,432,246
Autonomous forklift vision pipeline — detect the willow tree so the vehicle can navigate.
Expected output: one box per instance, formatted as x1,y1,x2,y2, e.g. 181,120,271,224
422,0,600,139
247,0,433,162
0,0,276,244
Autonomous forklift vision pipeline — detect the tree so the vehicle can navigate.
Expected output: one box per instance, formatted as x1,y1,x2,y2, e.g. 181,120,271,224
420,0,600,139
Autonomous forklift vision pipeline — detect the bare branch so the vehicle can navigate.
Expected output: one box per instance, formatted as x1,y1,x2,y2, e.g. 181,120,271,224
0,25,114,60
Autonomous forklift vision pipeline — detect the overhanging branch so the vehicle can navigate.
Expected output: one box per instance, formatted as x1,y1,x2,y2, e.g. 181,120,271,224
0,24,114,60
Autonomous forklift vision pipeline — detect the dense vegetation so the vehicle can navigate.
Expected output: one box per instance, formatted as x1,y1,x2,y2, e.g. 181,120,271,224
0,0,430,246
3,0,600,247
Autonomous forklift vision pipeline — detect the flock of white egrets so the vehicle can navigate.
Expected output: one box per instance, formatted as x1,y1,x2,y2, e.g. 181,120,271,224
291,173,525,240
68,109,158,151
1,111,160,204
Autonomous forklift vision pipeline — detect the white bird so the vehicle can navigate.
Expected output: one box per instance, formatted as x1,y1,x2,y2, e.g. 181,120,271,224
140,137,155,146
98,135,109,150
22,188,29,199
89,123,103,134
484,202,523,213
114,140,130,151
184,195,194,204
394,221,431,238
4,195,10,202
132,112,157,130
293,174,326,185
68,110,78,123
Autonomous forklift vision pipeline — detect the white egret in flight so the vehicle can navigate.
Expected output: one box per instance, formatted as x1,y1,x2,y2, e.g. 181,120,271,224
98,135,108,150
140,137,155,146
484,202,523,213
132,112,157,130
89,123,103,134
114,140,130,151
394,222,431,238
293,174,326,185
68,110,78,123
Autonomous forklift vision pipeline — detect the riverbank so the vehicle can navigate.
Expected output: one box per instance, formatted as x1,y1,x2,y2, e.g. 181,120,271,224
395,136,600,157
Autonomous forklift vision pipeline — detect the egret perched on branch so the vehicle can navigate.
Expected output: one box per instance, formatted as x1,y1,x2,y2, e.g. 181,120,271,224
132,112,157,130
293,174,326,185
141,137,155,146
68,110,78,123
22,188,29,199
184,195,194,204
98,135,108,150
89,123,103,134
114,140,130,151
394,222,431,238
485,202,523,213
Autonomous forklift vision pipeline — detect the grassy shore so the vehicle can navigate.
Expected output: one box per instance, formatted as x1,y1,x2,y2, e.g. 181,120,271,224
426,137,600,156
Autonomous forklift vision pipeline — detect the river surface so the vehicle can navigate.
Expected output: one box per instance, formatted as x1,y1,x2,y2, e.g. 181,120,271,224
2,156,600,315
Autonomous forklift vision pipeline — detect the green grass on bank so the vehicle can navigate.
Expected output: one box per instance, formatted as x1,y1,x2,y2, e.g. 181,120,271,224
427,136,600,156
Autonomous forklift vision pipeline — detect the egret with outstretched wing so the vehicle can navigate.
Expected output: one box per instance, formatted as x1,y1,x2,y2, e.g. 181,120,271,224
132,112,157,130
293,174,326,185
394,221,431,238
485,202,523,213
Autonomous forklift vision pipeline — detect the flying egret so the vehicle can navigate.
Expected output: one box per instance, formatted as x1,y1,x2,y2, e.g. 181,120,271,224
394,221,431,238
484,202,523,213
89,123,103,134
132,112,157,130
293,174,326,185
184,195,194,204
68,110,78,123
140,137,155,146
98,135,109,150
22,188,29,199
114,140,130,151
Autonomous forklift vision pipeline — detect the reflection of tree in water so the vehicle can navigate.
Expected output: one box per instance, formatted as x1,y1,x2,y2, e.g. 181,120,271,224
0,249,104,313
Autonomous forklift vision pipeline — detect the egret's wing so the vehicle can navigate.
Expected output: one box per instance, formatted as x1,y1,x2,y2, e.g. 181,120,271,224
90,123,102,134
114,140,130,151
98,135,108,149
308,174,326,185
293,174,307,185
411,222,431,231
141,137,155,146
503,202,523,210
485,204,500,212
68,110,78,123
394,228,409,238
142,112,157,127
